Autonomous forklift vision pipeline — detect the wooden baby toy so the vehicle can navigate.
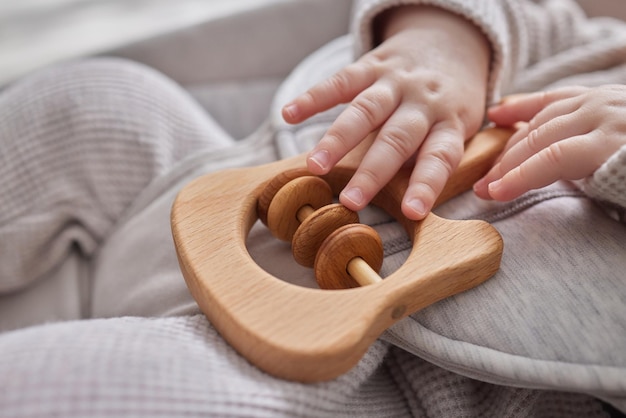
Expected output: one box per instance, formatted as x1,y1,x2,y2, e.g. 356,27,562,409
171,127,511,382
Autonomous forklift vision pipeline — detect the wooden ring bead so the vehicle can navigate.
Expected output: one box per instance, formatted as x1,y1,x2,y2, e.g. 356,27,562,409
266,176,333,242
314,223,384,290
257,168,310,225
292,203,359,268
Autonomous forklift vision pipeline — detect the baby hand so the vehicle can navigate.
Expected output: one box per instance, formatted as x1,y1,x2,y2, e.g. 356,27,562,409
282,6,490,220
474,85,626,201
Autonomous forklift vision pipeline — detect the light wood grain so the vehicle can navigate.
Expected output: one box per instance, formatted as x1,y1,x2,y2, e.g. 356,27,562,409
348,257,382,287
171,127,512,382
267,175,333,241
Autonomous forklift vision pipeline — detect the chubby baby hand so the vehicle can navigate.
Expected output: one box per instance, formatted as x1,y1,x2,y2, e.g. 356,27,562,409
282,6,490,220
474,85,626,201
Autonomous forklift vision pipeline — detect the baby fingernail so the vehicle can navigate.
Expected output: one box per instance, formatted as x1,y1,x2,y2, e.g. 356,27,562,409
497,93,527,105
488,179,502,194
406,198,426,217
283,104,299,119
341,187,364,207
308,150,330,171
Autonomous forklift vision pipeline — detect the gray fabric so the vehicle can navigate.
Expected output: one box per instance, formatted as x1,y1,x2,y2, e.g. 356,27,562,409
387,187,626,403
1,316,610,418
0,57,232,331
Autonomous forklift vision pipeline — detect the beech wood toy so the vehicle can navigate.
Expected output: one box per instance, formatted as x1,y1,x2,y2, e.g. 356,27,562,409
171,127,512,382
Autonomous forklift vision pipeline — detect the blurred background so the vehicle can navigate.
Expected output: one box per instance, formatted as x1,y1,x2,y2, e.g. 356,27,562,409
2,0,625,88
1,0,623,138
0,0,280,86
0,0,352,139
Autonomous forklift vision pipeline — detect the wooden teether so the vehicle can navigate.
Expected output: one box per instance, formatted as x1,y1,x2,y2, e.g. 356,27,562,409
171,127,512,383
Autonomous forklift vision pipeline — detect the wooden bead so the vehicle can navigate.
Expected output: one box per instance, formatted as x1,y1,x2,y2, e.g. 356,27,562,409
292,203,359,268
314,224,384,290
267,176,333,241
257,168,310,226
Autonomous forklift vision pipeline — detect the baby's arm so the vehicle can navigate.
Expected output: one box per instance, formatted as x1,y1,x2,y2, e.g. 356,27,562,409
474,85,626,209
282,5,491,220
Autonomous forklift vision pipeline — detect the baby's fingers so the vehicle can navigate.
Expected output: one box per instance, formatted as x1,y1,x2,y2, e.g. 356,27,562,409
306,83,400,175
474,108,589,199
487,135,599,201
338,107,429,212
488,87,588,126
402,125,464,220
282,63,376,124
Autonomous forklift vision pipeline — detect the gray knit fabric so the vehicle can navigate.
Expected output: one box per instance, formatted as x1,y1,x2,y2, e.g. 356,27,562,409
0,315,612,418
0,58,233,294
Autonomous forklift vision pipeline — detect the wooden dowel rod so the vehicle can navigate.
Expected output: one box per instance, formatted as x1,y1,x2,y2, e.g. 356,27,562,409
297,205,315,223
347,257,382,286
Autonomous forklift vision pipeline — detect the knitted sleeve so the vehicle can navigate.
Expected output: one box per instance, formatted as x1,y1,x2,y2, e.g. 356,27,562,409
579,145,626,213
349,0,511,106
350,0,626,100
